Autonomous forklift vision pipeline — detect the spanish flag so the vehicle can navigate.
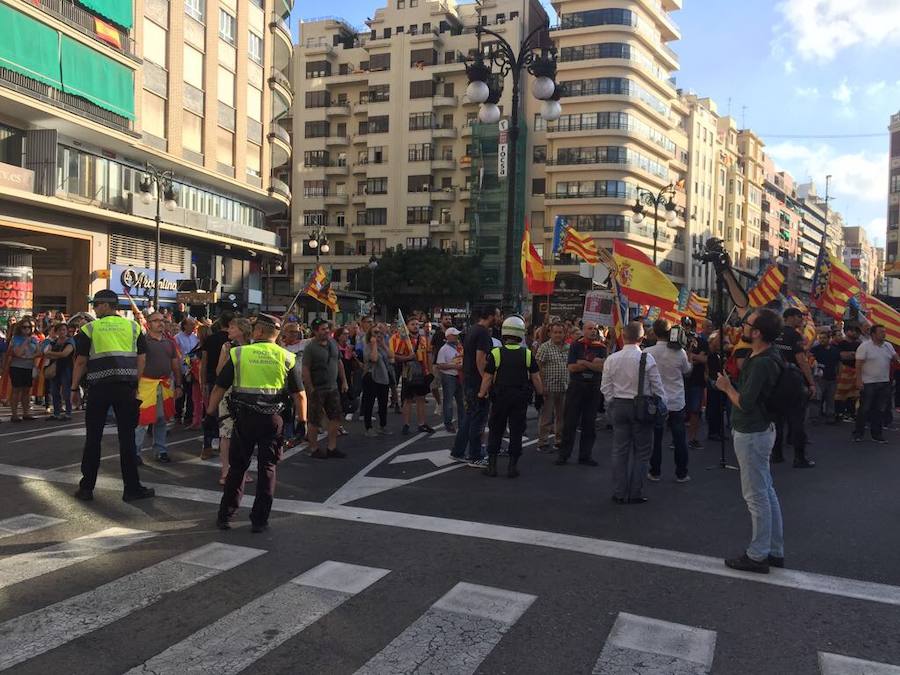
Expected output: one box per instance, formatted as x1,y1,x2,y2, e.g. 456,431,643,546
560,227,600,264
811,248,860,320
94,17,122,50
521,220,556,295
611,241,679,312
747,265,784,308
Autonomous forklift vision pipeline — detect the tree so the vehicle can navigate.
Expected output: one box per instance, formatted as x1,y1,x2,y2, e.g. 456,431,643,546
353,247,482,315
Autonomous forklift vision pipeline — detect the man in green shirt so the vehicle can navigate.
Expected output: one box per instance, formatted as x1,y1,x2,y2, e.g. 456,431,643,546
715,308,784,574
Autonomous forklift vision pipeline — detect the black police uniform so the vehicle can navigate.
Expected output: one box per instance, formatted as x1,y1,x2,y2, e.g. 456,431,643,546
483,342,540,477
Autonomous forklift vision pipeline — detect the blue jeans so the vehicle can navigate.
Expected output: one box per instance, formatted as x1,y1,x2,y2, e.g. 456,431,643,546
50,369,73,416
441,374,463,428
651,407,688,478
135,385,168,457
452,384,488,460
732,425,783,561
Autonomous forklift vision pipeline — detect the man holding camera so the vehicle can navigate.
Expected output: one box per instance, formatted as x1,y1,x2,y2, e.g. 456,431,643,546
644,319,693,482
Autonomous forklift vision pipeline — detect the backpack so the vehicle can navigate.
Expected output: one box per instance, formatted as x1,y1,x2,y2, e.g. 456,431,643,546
762,353,807,421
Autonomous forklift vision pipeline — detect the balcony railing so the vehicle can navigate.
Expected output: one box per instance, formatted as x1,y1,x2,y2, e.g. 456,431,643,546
269,68,293,95
268,123,291,145
0,67,134,135
269,177,292,201
30,0,137,57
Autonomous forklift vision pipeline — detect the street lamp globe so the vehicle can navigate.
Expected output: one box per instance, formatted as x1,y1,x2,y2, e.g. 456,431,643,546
163,185,178,211
540,99,561,122
466,80,490,104
368,257,378,271
309,238,318,249
665,201,678,223
478,102,501,124
531,76,555,100
632,211,644,224
320,243,330,254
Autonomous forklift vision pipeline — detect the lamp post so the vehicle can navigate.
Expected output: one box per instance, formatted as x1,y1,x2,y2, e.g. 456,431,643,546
631,184,677,265
307,224,330,262
368,255,378,305
464,22,560,312
138,165,178,310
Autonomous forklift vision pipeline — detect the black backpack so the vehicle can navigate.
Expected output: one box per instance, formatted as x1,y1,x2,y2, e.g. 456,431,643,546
762,353,807,421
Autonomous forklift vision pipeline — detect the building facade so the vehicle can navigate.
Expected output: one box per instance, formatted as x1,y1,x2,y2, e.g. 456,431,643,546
842,225,880,295
0,0,291,321
886,111,900,296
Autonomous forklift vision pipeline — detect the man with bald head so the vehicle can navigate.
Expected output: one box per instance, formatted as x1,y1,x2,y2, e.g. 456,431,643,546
556,320,606,466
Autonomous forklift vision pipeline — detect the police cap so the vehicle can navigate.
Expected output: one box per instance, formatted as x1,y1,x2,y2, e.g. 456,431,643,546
90,289,120,306
254,313,282,330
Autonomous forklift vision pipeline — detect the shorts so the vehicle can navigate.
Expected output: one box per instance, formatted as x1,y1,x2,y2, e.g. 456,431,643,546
9,367,33,389
307,388,342,427
401,379,430,402
685,385,705,414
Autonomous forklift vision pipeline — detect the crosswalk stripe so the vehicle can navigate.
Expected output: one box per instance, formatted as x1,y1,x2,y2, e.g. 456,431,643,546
125,560,390,675
0,527,155,591
0,514,65,539
592,612,717,675
819,652,900,674
354,582,536,675
0,542,264,671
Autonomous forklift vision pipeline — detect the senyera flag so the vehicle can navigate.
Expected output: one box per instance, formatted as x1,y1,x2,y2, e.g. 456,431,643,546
859,293,900,347
747,264,785,308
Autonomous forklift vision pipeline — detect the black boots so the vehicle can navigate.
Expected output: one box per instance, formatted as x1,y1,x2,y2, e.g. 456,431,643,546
483,454,498,477
507,456,519,479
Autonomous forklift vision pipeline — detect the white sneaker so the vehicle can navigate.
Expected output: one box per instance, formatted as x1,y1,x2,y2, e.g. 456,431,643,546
345,413,354,422
675,475,692,483
433,405,441,416
647,473,661,482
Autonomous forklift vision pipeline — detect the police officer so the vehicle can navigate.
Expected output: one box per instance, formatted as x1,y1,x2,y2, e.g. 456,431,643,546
71,289,155,502
478,315,543,478
207,314,303,532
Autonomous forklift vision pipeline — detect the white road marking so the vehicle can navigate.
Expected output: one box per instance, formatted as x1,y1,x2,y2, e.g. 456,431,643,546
0,543,264,671
0,421,84,438
0,527,155,591
125,561,389,675
0,513,65,538
593,612,717,674
3,462,900,609
354,582,535,675
819,652,900,674
11,427,119,443
390,449,464,468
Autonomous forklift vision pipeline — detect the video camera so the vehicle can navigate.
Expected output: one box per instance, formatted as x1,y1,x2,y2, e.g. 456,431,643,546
667,316,696,351
692,237,730,270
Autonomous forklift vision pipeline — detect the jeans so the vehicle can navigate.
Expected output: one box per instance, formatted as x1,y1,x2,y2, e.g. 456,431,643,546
440,373,463,428
361,373,389,430
50,369,73,416
452,383,489,460
854,381,892,440
610,398,653,499
732,425,783,561
651,407,689,479
559,380,599,461
135,384,169,456
820,379,837,418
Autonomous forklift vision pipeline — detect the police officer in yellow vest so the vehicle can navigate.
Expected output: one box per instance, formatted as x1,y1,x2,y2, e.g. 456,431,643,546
71,289,155,502
478,315,543,478
206,313,303,532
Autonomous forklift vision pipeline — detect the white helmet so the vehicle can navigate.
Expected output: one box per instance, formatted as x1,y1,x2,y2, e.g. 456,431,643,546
501,314,526,340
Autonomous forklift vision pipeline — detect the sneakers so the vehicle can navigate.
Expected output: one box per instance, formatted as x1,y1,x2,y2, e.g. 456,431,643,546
768,554,785,568
647,473,661,482
156,453,171,463
418,424,436,434
377,427,393,436
73,488,93,501
122,486,155,502
251,522,269,533
724,553,769,574
872,437,888,444
792,458,816,468
688,440,704,450
338,426,349,436
47,414,60,421
364,428,377,438
675,475,692,483
344,413,354,422
851,436,863,443
467,457,489,468
216,519,231,531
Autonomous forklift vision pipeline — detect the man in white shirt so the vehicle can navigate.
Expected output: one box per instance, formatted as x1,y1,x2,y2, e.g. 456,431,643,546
174,318,199,426
435,327,463,432
644,319,693,482
852,324,898,443
601,321,666,504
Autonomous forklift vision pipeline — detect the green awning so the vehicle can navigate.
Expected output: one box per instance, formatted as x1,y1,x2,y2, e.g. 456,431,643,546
60,36,135,120
0,4,61,89
75,0,133,30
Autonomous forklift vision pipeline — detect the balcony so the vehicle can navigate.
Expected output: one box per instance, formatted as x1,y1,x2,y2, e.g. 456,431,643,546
268,68,293,106
325,135,351,146
324,193,349,205
268,177,291,206
30,0,137,59
430,188,455,202
267,124,291,167
326,103,352,116
461,124,473,138
433,95,458,108
352,193,367,204
433,127,457,139
354,100,368,114
352,134,368,145
459,187,471,201
269,13,292,71
429,221,455,233
409,29,442,45
352,162,368,174
325,163,349,175
431,158,455,170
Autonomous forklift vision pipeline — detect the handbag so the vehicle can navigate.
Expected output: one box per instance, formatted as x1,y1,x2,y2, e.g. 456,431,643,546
633,352,666,424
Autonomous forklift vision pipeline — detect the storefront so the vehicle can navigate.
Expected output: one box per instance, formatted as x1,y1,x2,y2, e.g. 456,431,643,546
109,263,188,309
0,242,44,330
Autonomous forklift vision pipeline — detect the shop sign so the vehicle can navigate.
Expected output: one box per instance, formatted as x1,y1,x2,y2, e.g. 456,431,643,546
110,264,187,300
0,162,34,193
0,265,33,328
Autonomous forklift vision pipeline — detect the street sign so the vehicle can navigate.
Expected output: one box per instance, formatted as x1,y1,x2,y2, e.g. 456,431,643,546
497,118,509,178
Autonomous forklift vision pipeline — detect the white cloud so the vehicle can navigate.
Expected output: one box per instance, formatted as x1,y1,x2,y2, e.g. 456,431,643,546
766,142,887,203
794,86,820,99
831,78,853,104
784,59,795,75
775,0,900,62
864,217,887,244
865,80,887,96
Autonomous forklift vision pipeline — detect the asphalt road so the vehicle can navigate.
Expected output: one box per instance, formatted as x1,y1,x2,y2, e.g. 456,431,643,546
0,403,898,675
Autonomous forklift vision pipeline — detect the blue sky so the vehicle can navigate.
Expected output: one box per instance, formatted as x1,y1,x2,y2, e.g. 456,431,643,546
293,0,900,245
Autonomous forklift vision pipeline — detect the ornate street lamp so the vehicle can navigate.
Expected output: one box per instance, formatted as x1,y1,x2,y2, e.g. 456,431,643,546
138,165,179,309
631,184,677,265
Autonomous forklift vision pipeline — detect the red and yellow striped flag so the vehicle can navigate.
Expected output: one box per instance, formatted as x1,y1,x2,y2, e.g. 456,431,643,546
747,265,785,308
560,227,600,264
521,221,556,295
683,292,709,322
94,17,122,49
859,293,900,347
811,250,860,320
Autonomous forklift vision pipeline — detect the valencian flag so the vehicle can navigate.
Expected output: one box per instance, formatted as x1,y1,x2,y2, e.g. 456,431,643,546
858,293,900,347
551,216,567,255
304,264,339,312
611,241,679,312
811,247,860,320
683,292,710,322
747,264,785,307
521,220,556,295
560,226,600,264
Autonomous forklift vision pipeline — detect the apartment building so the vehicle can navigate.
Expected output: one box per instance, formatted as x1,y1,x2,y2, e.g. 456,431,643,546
0,0,291,318
543,0,689,285
761,154,803,290
294,0,548,296
886,111,900,295
842,225,880,295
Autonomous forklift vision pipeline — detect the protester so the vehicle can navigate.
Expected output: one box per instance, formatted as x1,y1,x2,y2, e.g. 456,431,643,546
645,319,693,482
835,325,862,420
361,324,393,436
852,324,898,443
435,327,463,432
334,326,359,422
303,318,349,459
135,312,182,464
199,311,234,459
8,316,39,421
452,307,497,465
556,321,605,467
715,308,785,574
174,317,200,427
601,321,665,504
811,330,842,424
535,322,568,453
392,316,435,435
683,317,708,450
706,330,730,441
214,317,253,483
772,308,816,468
